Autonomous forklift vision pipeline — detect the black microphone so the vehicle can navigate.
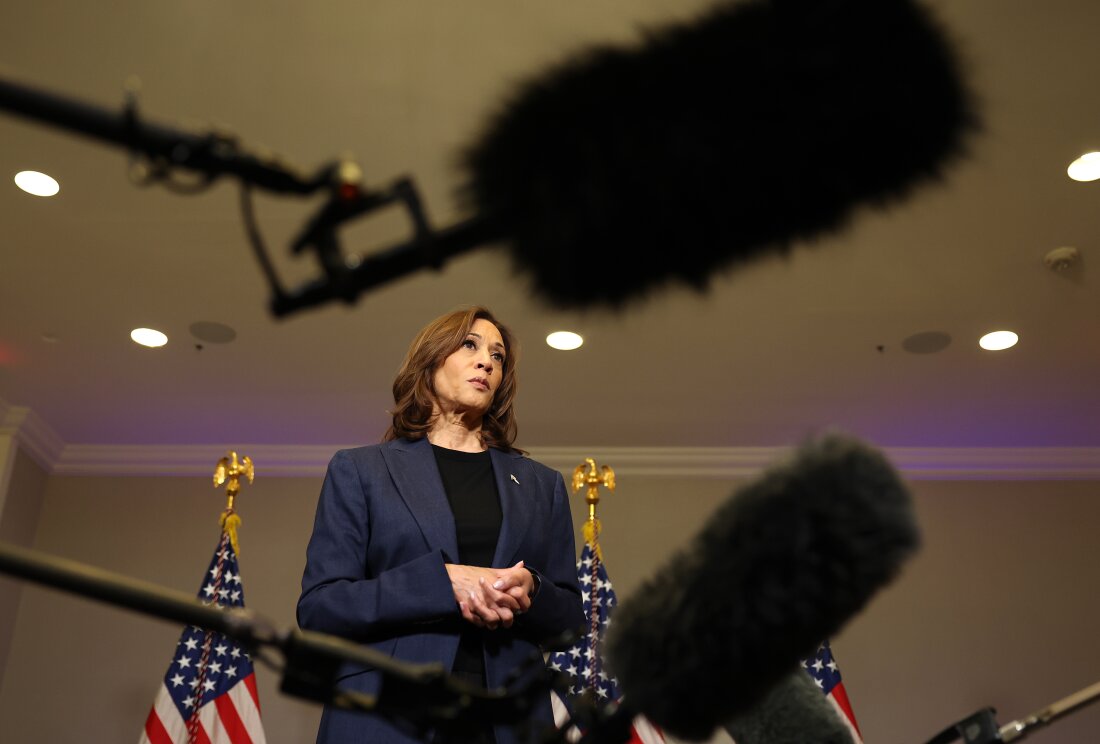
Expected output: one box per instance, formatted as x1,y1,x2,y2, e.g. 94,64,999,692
602,434,919,741
463,0,977,308
723,669,857,744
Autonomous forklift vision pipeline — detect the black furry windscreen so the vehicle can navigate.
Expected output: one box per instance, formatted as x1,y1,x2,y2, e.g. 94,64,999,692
724,669,857,744
462,0,979,308
603,435,920,740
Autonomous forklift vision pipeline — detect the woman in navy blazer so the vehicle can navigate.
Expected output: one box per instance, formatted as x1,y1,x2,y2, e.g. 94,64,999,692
298,307,585,744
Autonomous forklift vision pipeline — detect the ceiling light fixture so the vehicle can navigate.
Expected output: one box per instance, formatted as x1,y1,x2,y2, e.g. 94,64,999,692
14,170,60,197
978,330,1018,351
546,331,583,350
1067,152,1100,182
131,328,168,348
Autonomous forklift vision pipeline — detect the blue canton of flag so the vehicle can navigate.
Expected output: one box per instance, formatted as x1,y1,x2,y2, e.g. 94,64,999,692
140,532,266,744
547,543,620,700
802,641,843,695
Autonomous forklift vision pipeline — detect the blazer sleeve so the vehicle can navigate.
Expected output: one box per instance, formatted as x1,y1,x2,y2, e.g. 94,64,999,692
297,448,457,640
515,469,586,643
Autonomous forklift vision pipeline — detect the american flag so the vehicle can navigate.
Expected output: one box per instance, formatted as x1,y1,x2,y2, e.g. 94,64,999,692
139,532,266,744
548,542,667,744
802,640,864,744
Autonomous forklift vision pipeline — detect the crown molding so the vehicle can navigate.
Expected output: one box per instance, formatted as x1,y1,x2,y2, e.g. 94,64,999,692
0,401,65,472
3,400,1099,480
43,443,1100,480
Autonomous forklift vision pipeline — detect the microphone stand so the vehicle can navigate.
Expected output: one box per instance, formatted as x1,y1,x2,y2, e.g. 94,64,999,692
0,74,503,319
0,539,557,739
924,681,1100,743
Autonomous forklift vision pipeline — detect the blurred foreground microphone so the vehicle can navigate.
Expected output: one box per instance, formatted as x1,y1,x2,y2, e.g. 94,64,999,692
463,0,977,307
724,670,857,744
602,435,919,741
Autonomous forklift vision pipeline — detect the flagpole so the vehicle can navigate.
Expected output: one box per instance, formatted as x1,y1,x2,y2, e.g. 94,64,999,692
176,452,260,742
572,458,616,696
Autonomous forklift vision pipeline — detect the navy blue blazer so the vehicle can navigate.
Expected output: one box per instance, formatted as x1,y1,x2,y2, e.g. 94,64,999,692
298,437,584,744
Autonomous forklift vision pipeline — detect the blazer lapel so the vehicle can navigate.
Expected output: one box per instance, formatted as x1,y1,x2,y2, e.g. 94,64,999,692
381,438,460,563
490,448,534,568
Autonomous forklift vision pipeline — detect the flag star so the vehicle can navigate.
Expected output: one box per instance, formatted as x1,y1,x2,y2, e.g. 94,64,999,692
184,638,199,651
231,647,241,659
214,644,227,656
217,588,229,600
578,574,592,586
569,647,582,660
176,655,192,669
182,695,195,709
202,584,216,597
814,677,824,688
231,573,241,585
812,659,824,672
203,679,216,693
225,666,237,679
209,567,219,578
169,673,186,688
190,677,201,689
209,662,222,674
230,590,241,602
549,661,561,671
580,591,590,603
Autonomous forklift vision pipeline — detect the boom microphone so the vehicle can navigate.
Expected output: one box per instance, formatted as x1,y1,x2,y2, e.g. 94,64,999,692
603,434,919,741
463,0,977,308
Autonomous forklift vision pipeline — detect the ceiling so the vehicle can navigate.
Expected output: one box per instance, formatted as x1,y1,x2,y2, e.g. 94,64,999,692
1,0,1099,453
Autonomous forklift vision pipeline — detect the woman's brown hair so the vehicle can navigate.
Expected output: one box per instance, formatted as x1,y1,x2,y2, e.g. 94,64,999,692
384,306,521,451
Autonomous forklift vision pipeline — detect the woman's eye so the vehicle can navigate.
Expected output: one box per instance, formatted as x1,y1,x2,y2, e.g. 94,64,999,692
492,353,505,363
462,339,476,350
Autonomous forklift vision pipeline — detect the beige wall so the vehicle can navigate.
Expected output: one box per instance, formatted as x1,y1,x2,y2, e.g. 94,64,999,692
0,446,49,694
0,467,1098,743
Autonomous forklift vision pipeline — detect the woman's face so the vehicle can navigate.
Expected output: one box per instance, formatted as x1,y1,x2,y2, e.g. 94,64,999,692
432,318,506,418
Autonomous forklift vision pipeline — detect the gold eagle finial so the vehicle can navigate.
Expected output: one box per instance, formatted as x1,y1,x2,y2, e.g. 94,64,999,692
213,451,254,556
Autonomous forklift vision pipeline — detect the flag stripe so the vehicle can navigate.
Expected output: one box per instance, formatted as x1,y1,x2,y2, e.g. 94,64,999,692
827,690,864,744
141,699,174,744
230,676,266,744
243,672,261,713
213,691,254,744
191,713,214,744
629,715,666,744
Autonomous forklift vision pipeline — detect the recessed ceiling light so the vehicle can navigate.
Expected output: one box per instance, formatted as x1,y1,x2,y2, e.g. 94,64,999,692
978,330,1018,351
14,170,60,197
131,328,168,348
546,331,583,350
1067,152,1100,182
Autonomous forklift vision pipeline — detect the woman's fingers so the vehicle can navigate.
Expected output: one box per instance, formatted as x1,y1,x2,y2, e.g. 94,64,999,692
448,562,532,628
479,578,521,611
459,601,485,628
466,589,501,629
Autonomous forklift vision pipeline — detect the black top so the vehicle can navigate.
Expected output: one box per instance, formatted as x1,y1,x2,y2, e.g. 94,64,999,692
431,445,503,683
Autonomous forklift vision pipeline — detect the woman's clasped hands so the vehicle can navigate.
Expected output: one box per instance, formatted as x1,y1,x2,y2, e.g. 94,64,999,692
445,561,534,630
